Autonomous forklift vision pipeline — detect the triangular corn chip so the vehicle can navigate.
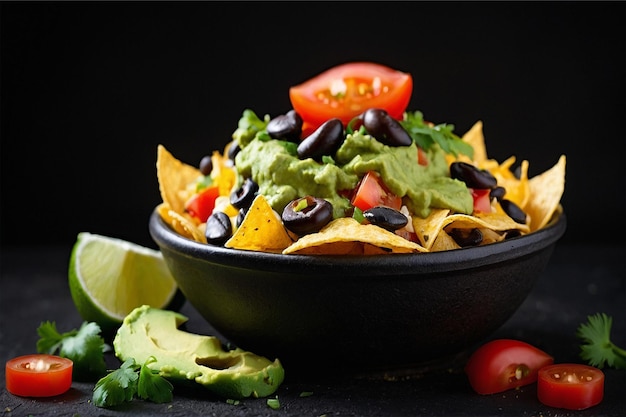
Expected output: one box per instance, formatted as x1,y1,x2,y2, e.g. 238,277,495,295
225,194,294,253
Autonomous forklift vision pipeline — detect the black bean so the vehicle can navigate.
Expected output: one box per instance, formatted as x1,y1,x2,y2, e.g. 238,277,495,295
199,155,213,176
266,110,303,143
205,211,232,246
500,199,527,224
235,208,246,228
505,230,523,239
282,196,333,235
297,118,344,161
360,108,412,147
230,178,259,210
490,186,506,201
227,142,240,162
448,228,483,247
363,206,408,231
450,162,497,189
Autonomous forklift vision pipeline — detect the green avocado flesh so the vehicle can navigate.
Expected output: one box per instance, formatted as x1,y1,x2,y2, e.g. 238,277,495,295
113,305,285,399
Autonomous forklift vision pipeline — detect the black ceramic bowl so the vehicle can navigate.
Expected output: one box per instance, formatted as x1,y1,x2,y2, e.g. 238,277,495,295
149,208,566,375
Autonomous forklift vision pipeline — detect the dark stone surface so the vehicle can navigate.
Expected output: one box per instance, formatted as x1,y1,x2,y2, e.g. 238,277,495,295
1,244,624,416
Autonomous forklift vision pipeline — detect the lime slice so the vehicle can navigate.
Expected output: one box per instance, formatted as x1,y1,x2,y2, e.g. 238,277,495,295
68,232,182,337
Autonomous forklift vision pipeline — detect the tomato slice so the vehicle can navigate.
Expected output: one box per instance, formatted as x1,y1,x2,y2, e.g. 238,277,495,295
185,185,220,222
289,62,413,131
351,171,402,212
537,364,604,410
6,354,73,397
465,339,554,395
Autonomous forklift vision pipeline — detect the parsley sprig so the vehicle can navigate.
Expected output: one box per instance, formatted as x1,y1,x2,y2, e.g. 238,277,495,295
401,110,474,159
577,313,626,369
37,321,108,381
93,357,173,408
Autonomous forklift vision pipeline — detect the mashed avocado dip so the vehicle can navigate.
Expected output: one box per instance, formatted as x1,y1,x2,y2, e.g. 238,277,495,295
234,110,473,220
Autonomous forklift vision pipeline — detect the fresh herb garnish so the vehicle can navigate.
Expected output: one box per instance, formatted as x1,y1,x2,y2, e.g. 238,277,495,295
401,110,474,159
93,357,173,408
36,321,108,381
577,313,626,369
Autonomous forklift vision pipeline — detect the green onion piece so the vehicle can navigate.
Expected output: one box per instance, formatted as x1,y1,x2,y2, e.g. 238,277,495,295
352,207,364,223
294,199,309,212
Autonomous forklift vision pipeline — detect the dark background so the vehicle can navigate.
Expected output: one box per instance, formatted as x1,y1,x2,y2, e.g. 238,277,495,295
1,1,625,249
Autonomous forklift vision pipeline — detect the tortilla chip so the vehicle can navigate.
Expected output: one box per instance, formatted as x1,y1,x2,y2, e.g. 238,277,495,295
479,156,530,210
157,203,207,243
225,194,294,253
157,145,202,215
211,151,237,197
283,217,427,255
526,155,566,232
445,211,530,234
429,230,460,252
477,228,507,245
462,120,488,163
285,241,394,255
411,208,450,250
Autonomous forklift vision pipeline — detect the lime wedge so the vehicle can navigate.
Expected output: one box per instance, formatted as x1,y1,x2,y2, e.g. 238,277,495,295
68,232,182,337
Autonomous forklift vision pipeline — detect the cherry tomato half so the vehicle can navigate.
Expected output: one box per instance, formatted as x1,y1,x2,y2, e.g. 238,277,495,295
465,339,554,395
289,62,413,131
351,171,402,212
6,354,73,397
537,364,604,410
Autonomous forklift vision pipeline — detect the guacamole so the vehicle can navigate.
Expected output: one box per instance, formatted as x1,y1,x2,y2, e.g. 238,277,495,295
234,113,473,219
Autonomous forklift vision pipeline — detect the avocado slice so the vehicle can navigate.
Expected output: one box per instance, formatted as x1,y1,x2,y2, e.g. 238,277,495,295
113,305,284,399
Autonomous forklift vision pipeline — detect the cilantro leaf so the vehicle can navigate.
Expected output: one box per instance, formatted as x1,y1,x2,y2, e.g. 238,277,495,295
401,111,474,159
577,313,626,369
93,357,174,408
137,356,174,403
93,358,140,408
37,321,108,381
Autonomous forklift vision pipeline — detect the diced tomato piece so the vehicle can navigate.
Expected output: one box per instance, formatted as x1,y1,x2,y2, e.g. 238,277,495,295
351,171,402,212
470,188,492,213
185,185,220,222
417,146,428,166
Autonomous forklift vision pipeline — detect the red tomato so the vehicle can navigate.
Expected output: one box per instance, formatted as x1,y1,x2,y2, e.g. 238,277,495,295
537,364,604,410
351,171,402,212
185,185,220,222
289,62,413,131
470,188,493,214
465,339,554,395
6,354,73,397
417,146,428,166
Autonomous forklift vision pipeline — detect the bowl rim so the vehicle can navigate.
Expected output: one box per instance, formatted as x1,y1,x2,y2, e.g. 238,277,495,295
149,207,566,276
